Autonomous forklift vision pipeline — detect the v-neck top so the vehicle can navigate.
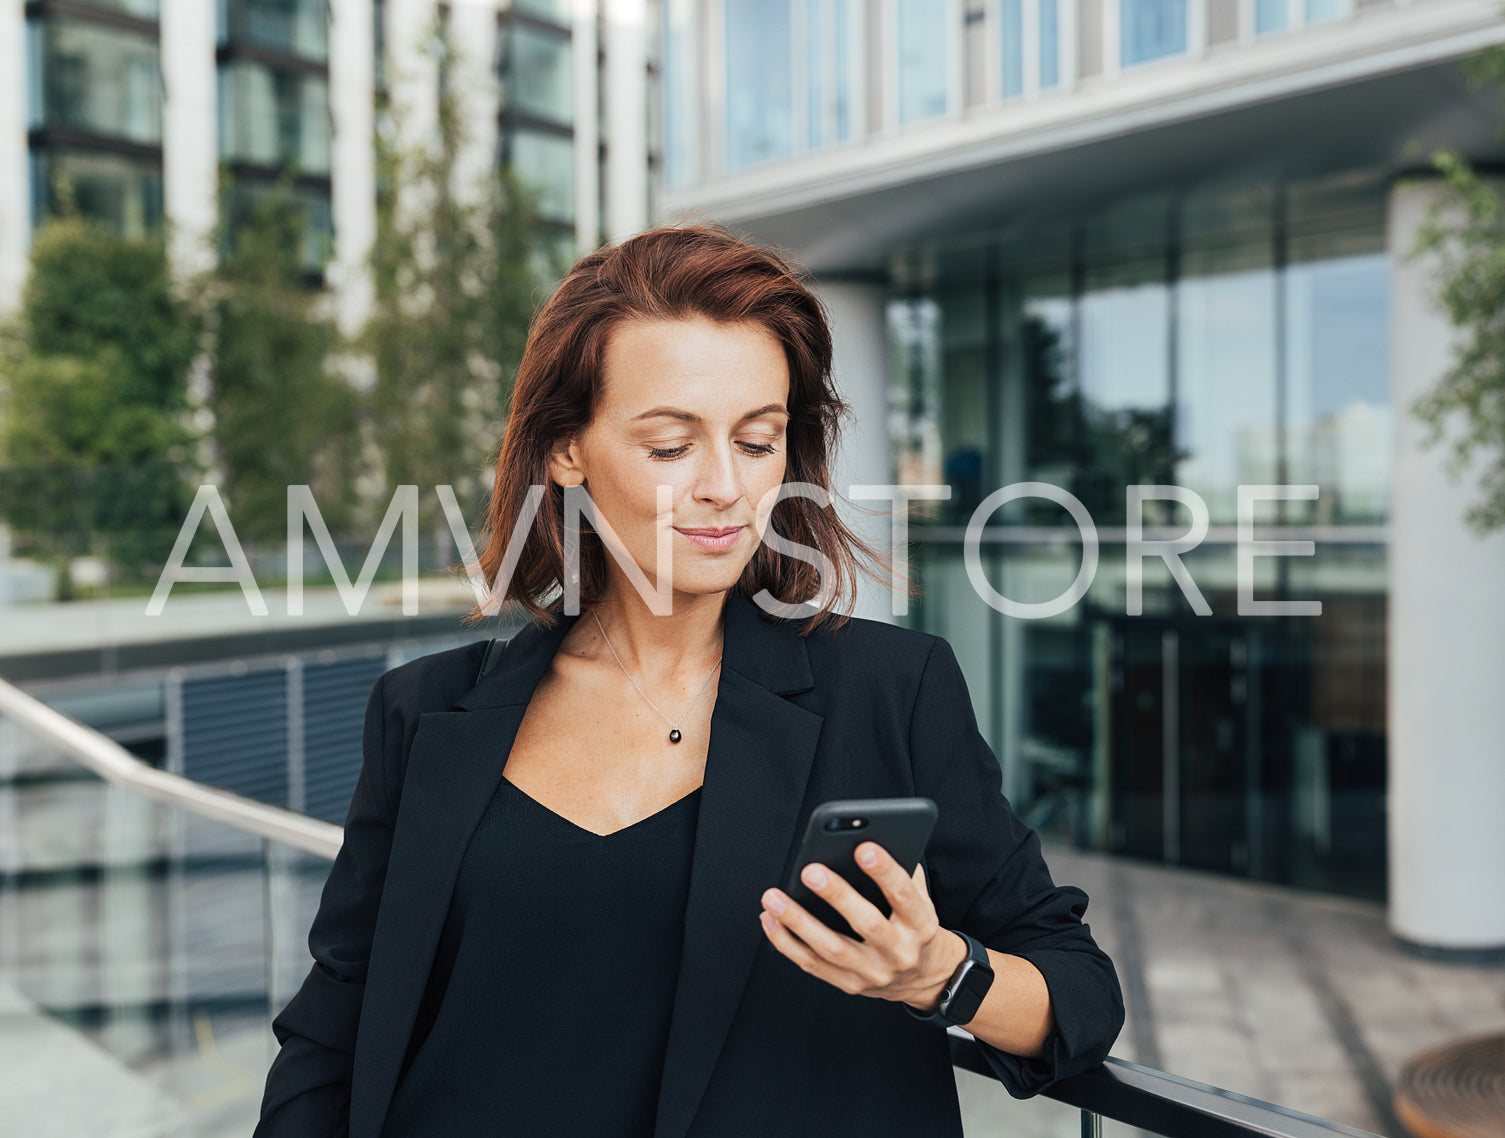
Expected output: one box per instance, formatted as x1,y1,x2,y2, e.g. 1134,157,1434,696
379,772,703,1138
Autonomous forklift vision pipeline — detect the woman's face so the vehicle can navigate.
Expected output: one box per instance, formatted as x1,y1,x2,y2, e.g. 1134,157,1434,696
549,315,791,606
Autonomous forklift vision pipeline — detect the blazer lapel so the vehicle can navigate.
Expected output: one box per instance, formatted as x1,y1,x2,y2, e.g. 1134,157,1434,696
349,605,583,1138
650,591,823,1138
348,589,823,1138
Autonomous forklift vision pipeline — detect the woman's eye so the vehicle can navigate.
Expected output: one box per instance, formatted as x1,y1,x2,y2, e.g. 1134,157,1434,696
646,442,779,459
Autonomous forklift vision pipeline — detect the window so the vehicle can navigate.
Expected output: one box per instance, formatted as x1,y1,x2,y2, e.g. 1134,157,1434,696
725,0,793,170
500,21,573,125
1121,0,1186,66
223,0,329,63
220,61,331,175
897,0,951,123
504,127,574,224
40,17,162,144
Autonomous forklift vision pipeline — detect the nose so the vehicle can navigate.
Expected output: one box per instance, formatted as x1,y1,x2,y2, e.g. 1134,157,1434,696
693,440,745,508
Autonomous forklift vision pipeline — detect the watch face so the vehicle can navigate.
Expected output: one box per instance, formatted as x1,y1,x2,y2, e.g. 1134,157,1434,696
944,961,995,1026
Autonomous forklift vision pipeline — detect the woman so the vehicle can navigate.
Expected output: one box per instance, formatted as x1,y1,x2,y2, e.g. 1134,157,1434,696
254,222,1124,1138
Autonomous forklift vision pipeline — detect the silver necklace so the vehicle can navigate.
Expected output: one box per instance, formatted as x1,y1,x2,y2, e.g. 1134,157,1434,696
590,609,721,744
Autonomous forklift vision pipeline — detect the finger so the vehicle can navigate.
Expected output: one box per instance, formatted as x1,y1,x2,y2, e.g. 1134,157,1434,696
762,886,869,970
852,843,935,929
758,909,857,990
797,860,891,945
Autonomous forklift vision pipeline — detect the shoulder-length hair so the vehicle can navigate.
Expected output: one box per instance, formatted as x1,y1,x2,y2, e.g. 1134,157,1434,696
458,220,911,635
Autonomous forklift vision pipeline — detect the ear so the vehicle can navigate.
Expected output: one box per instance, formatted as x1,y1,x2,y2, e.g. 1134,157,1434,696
548,437,586,488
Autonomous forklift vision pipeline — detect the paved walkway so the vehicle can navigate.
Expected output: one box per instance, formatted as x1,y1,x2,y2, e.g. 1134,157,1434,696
955,842,1505,1138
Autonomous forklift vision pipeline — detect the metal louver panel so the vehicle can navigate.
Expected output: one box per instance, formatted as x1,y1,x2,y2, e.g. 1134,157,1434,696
177,667,290,808
301,654,387,825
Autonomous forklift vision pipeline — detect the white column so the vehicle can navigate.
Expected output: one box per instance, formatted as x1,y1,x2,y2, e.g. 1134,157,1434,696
161,0,219,285
818,279,898,626
0,0,27,314
329,0,377,338
447,0,498,210
387,0,441,230
602,0,647,242
1387,179,1505,953
572,0,600,252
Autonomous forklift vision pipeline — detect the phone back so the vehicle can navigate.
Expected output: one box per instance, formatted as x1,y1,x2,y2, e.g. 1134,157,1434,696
783,797,937,941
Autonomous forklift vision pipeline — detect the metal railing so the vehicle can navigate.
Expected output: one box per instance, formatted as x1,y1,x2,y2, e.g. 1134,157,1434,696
0,672,1389,1138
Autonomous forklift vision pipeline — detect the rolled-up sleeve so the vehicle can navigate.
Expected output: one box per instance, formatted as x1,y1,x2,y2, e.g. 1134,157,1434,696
907,635,1125,1099
255,671,396,1137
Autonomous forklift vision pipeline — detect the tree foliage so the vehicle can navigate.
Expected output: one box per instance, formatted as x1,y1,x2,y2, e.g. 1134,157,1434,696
362,22,566,566
203,179,361,544
1412,47,1505,534
0,212,200,579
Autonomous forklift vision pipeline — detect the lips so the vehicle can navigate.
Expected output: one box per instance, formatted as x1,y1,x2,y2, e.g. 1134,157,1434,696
675,527,743,537
674,525,745,551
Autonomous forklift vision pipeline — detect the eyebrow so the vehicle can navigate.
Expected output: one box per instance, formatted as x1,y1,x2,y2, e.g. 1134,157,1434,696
629,403,790,424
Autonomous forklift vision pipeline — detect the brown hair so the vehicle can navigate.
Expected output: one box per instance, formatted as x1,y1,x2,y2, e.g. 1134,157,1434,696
457,220,912,635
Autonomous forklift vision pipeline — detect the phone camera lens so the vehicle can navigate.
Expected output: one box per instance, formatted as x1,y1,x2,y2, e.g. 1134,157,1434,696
824,819,842,831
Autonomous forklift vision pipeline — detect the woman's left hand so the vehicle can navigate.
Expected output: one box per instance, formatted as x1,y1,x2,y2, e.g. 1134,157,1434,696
758,841,965,1010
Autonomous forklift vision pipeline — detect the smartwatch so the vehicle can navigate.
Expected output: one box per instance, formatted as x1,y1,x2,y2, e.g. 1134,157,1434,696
904,929,995,1028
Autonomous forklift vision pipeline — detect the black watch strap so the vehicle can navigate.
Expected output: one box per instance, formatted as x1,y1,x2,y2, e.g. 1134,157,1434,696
903,930,995,1028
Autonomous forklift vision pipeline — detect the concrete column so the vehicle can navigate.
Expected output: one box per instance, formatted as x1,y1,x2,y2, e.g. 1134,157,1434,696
0,0,26,313
387,0,441,231
602,0,647,242
572,0,600,253
447,0,498,211
1387,178,1505,953
329,0,377,337
161,0,219,284
817,278,898,626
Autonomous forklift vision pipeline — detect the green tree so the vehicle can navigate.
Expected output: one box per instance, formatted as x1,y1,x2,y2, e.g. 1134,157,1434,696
204,178,362,545
1412,47,1505,534
362,23,567,568
0,212,200,582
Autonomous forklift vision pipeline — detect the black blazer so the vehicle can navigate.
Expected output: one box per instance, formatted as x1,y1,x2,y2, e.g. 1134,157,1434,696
254,586,1125,1138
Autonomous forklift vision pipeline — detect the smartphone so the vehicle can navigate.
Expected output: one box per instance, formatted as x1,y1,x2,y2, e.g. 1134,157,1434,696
782,797,938,941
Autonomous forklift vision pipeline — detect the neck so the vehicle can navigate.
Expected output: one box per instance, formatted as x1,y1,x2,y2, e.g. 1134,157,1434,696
585,585,729,678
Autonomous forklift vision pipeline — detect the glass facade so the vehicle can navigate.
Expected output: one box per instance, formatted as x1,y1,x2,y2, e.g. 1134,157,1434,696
218,62,332,175
32,16,163,144
503,127,574,225
219,0,329,63
1122,0,1187,65
805,0,852,148
896,0,950,124
30,148,164,239
725,0,793,170
499,20,573,125
889,172,1390,901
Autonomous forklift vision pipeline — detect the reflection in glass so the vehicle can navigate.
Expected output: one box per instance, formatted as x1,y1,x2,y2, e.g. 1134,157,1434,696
661,0,696,187
224,0,329,62
1255,0,1286,32
227,179,333,272
1306,0,1346,22
806,0,852,148
1284,252,1390,524
512,0,572,23
500,22,573,125
1001,0,1023,98
725,0,793,169
33,149,164,238
71,0,161,17
505,127,575,224
897,0,949,124
1176,240,1278,523
1041,0,1060,88
219,62,332,175
41,18,162,144
1076,259,1178,517
1121,0,1187,65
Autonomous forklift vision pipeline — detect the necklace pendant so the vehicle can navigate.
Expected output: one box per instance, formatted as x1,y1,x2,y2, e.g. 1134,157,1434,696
669,728,682,744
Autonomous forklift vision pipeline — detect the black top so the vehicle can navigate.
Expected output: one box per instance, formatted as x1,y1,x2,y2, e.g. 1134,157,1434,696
380,773,703,1138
